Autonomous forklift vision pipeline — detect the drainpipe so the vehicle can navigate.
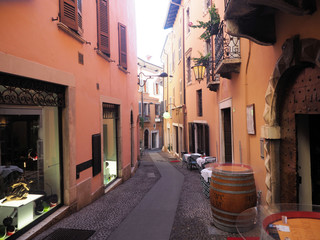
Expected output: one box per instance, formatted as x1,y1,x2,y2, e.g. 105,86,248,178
162,51,169,150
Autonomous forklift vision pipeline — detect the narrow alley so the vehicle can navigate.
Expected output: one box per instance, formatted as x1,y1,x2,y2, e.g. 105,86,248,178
26,151,244,240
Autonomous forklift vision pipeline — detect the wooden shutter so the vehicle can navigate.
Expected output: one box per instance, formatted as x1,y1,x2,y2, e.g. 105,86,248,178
205,124,210,156
92,134,101,177
139,102,141,115
118,23,127,69
98,0,110,55
77,0,83,33
60,0,78,31
189,123,195,153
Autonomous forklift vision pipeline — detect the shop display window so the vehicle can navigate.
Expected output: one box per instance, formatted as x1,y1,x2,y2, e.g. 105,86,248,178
102,103,119,186
0,107,62,239
103,119,118,185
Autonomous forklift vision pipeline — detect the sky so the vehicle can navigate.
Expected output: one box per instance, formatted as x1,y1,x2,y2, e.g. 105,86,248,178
135,0,172,67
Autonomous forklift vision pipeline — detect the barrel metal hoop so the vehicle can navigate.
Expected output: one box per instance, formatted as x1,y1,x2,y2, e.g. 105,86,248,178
211,218,238,233
210,186,256,194
211,179,255,187
211,205,240,217
211,214,255,229
211,205,257,217
211,173,254,181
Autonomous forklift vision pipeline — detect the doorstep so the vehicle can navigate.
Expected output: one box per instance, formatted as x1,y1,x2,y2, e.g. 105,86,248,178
17,205,70,240
104,178,122,194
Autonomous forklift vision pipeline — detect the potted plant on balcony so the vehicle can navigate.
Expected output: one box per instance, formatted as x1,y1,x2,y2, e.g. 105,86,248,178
191,5,220,41
193,52,211,67
139,116,144,129
192,52,211,83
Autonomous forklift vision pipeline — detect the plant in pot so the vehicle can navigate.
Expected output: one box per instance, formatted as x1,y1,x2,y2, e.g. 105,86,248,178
192,52,211,82
139,116,144,129
193,52,211,67
191,5,220,41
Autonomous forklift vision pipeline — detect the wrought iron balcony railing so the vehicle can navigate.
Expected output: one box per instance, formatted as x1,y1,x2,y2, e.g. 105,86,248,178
224,0,231,11
214,21,241,79
143,116,150,122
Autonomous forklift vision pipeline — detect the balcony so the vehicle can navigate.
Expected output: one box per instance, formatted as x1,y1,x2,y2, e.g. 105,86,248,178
143,116,150,123
214,21,241,79
207,74,220,92
223,0,315,45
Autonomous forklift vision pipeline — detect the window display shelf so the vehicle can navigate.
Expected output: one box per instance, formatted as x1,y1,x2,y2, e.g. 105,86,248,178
0,194,43,229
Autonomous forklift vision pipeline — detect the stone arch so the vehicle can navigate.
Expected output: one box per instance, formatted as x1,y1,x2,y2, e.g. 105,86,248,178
262,36,320,204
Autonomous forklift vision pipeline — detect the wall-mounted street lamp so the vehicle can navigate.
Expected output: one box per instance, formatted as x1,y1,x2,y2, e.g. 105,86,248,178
137,71,168,127
191,64,206,83
163,103,178,119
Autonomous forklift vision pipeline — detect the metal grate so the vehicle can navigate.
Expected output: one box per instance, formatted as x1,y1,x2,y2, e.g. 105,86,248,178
0,73,65,107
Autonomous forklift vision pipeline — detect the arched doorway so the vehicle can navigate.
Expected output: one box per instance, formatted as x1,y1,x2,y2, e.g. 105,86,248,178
279,66,320,204
262,36,320,204
144,129,149,149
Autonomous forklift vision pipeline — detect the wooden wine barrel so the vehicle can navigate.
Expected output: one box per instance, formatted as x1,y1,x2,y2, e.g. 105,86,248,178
209,163,257,233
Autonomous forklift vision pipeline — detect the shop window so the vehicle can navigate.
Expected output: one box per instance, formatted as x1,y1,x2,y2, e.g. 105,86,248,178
102,103,119,185
0,107,62,237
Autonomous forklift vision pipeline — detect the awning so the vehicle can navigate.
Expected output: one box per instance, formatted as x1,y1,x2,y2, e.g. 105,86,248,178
164,0,181,29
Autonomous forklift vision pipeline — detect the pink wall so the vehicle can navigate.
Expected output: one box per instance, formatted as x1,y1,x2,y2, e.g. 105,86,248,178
0,0,138,206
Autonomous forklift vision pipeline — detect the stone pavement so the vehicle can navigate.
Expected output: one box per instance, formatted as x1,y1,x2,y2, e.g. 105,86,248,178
107,151,184,240
28,150,249,240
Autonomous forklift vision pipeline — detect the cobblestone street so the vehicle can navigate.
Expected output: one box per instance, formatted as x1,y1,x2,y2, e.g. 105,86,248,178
29,150,248,240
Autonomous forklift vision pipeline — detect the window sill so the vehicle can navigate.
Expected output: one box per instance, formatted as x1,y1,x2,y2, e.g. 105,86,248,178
118,65,130,74
96,50,115,62
57,22,87,44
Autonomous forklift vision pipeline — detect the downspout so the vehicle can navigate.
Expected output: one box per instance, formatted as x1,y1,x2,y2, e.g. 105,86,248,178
162,51,169,150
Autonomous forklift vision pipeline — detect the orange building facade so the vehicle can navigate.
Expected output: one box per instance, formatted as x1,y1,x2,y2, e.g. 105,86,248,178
137,58,164,151
0,0,138,238
164,0,320,206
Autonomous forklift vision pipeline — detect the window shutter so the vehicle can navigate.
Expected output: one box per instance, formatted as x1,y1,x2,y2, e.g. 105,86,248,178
92,134,101,177
98,0,110,55
118,23,127,69
205,124,210,155
60,0,78,31
189,123,195,153
77,0,83,32
139,102,141,115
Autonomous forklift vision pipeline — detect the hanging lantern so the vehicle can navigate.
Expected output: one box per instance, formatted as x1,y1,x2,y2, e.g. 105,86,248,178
163,111,171,119
192,64,206,83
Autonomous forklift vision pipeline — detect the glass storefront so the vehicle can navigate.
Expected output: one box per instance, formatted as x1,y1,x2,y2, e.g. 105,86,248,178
0,107,62,239
0,73,65,238
102,104,119,186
